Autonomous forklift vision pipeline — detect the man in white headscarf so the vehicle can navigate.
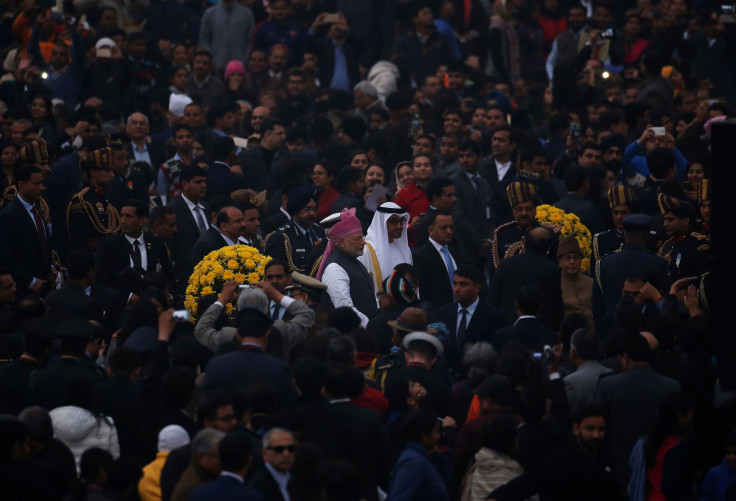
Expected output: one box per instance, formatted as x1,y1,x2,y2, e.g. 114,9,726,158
358,202,412,292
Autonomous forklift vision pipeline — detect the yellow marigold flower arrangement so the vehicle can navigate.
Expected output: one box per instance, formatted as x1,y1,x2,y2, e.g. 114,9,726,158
185,245,272,322
536,205,593,272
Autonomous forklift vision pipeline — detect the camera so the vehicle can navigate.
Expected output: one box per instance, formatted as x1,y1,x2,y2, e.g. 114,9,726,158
237,284,252,290
570,123,581,137
723,5,735,14
600,29,614,39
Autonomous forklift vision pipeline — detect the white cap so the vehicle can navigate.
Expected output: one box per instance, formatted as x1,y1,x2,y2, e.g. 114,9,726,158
95,37,115,49
157,425,190,452
402,331,444,356
169,93,193,117
319,212,342,228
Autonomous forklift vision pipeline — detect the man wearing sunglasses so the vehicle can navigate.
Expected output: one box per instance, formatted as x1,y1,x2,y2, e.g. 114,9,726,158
250,427,297,501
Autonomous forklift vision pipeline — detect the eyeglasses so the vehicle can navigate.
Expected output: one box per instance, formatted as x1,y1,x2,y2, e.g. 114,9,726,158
215,414,236,422
267,444,296,454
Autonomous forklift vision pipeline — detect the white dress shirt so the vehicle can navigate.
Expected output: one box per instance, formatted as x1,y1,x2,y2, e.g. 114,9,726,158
269,296,294,320
428,237,456,275
495,158,512,181
322,262,377,328
182,194,207,231
264,463,291,501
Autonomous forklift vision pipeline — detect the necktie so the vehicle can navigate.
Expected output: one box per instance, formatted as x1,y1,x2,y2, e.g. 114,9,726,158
271,303,281,320
472,176,481,199
457,309,468,344
30,206,47,253
441,246,454,285
132,240,142,270
194,206,207,232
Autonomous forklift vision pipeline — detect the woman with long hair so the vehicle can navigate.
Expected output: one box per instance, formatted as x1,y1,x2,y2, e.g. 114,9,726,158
0,140,19,192
312,160,340,221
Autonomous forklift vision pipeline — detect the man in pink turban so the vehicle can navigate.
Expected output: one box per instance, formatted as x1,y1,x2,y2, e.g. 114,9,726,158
317,208,377,326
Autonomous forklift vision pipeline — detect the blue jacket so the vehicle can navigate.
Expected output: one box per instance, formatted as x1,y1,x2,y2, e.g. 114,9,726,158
699,459,736,501
389,442,449,501
622,141,687,180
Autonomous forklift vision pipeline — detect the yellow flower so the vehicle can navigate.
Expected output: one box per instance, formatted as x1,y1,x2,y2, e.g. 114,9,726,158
199,275,209,285
227,259,238,269
537,204,551,211
581,258,590,272
242,251,252,260
225,303,234,315
201,286,214,295
256,265,265,275
549,211,563,223
536,210,548,221
564,213,577,221
247,272,260,283
234,273,246,282
223,270,235,280
245,259,256,269
224,250,237,259
206,272,216,283
213,264,225,274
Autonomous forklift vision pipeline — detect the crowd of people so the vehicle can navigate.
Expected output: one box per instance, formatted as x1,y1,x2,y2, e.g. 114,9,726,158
0,0,733,499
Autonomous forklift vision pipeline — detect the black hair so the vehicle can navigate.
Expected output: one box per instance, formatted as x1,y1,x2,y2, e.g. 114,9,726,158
262,118,285,134
644,392,693,467
0,416,29,460
68,250,95,280
564,166,589,191
196,391,233,428
426,210,452,228
621,331,651,362
458,138,482,156
79,447,113,483
397,409,439,443
219,430,253,472
293,357,328,396
480,414,518,455
516,284,544,315
647,148,676,179
264,259,288,275
286,125,309,143
414,134,437,149
326,307,361,334
107,347,141,376
162,367,196,409
455,265,483,285
335,166,364,192
426,177,455,204
326,336,357,366
193,49,213,63
211,136,235,162
121,199,148,218
148,205,174,227
180,165,207,182
574,404,607,425
14,164,42,183
324,363,364,399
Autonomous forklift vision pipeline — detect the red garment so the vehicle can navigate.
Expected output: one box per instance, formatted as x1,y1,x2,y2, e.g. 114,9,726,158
646,436,681,501
352,384,389,415
538,16,567,52
394,180,429,248
624,38,651,64
316,186,340,221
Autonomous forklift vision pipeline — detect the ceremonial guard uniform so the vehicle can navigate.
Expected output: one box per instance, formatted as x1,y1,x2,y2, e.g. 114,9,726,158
66,148,121,253
657,193,710,292
265,186,325,274
592,185,639,269
3,138,52,224
105,134,150,211
492,182,557,268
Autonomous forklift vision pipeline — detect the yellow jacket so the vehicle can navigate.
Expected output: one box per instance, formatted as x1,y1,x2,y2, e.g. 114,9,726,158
138,451,169,501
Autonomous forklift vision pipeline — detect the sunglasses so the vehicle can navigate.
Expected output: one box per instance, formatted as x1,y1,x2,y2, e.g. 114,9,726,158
268,445,296,454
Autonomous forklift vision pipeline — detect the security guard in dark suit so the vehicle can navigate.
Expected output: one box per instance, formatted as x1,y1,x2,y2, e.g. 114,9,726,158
657,193,710,291
27,316,105,410
592,185,638,269
492,181,558,269
0,318,56,415
66,148,121,254
265,185,325,274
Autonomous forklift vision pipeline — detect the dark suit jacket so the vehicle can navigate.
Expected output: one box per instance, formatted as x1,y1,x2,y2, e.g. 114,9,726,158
596,365,680,487
192,474,265,501
94,232,176,297
487,250,564,329
436,301,507,366
237,146,287,193
45,281,105,325
412,241,458,310
192,226,228,265
169,197,209,293
449,170,493,240
306,32,363,92
203,347,297,407
489,316,560,353
415,207,479,266
205,162,247,201
0,197,53,288
249,467,286,501
27,358,105,410
553,193,606,235
261,211,289,240
478,155,516,193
